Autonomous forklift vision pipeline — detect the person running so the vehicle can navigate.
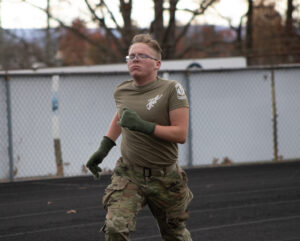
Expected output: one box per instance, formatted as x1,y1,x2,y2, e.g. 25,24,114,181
86,33,193,241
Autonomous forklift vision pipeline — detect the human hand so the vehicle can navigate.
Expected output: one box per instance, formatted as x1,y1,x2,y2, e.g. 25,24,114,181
86,150,103,179
117,108,155,135
86,136,116,179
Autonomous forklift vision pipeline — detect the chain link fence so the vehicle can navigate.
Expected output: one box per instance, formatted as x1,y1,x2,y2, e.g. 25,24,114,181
0,66,299,182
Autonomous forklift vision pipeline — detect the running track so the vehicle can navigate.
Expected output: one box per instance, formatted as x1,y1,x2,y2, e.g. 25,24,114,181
1,161,300,241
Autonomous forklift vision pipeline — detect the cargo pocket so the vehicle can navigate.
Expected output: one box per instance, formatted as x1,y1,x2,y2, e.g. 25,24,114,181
163,166,187,192
159,167,193,223
102,175,130,210
178,167,188,184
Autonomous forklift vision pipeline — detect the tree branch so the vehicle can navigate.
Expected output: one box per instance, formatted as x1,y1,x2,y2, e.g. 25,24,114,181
83,0,125,52
212,6,247,42
21,0,117,56
101,0,122,31
176,0,219,44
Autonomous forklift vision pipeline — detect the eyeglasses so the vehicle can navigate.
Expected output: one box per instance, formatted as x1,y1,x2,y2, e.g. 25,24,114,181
125,53,158,63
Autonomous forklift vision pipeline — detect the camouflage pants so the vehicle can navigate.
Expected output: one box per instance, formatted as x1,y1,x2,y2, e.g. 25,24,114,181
101,157,193,241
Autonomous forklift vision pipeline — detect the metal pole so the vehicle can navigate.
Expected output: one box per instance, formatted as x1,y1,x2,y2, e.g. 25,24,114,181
52,75,64,176
185,70,193,168
5,73,14,181
270,68,278,161
185,62,202,167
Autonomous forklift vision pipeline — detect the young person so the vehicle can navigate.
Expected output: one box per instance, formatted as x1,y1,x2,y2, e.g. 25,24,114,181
86,33,193,241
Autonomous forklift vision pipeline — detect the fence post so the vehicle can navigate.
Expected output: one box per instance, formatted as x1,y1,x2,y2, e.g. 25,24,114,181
270,68,278,161
185,70,193,167
52,75,64,176
185,62,202,167
5,73,14,182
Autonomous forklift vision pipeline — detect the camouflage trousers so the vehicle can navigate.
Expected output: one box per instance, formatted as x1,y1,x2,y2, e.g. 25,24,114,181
101,157,193,241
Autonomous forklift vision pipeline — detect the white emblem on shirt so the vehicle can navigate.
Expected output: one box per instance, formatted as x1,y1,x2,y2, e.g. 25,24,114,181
146,94,163,110
175,83,186,100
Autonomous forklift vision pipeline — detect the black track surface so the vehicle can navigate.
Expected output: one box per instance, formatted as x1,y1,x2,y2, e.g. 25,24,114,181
1,161,300,241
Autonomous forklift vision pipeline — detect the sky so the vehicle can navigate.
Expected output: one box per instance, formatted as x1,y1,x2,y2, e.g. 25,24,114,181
0,0,287,29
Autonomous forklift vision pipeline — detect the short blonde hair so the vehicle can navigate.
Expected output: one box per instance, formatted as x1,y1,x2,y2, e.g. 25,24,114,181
130,34,162,60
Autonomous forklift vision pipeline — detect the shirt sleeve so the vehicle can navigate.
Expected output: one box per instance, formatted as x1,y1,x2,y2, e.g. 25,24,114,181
168,81,189,112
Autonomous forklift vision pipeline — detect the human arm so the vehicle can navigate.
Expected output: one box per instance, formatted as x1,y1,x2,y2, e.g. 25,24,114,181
86,112,121,179
153,107,189,144
105,112,122,141
118,107,189,144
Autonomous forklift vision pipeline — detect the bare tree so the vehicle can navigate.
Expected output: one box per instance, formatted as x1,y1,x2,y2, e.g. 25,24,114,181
0,0,4,69
212,7,248,56
151,0,164,44
285,0,295,33
246,0,253,64
1,29,45,69
83,0,132,58
7,0,298,68
45,0,53,66
21,0,220,62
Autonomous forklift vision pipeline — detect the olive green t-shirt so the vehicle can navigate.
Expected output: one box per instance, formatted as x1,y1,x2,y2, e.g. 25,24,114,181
114,77,189,167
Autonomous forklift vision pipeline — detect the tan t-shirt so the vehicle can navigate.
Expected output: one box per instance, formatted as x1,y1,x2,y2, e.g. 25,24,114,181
114,77,189,167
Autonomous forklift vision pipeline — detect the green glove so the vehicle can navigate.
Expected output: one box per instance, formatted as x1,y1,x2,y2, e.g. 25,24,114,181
117,107,156,135
86,136,116,179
